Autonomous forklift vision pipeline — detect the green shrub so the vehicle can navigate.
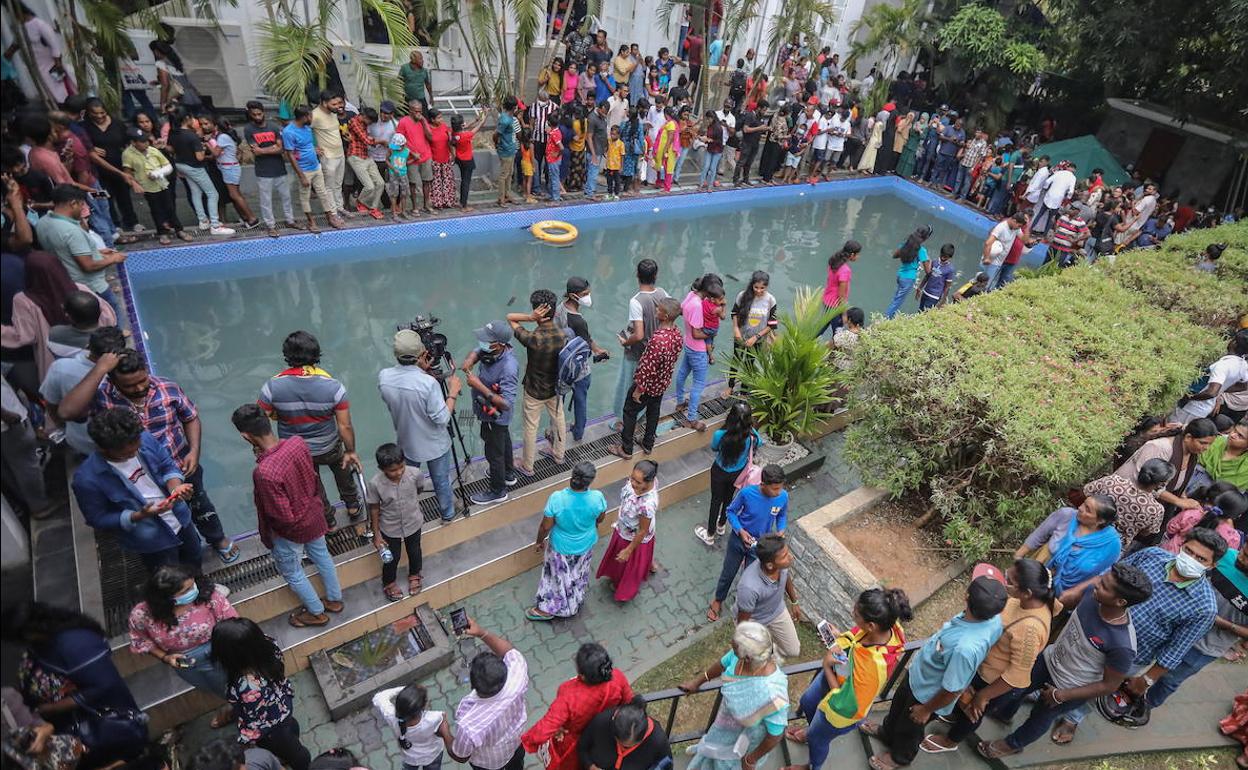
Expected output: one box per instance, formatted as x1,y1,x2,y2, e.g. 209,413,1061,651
843,268,1223,556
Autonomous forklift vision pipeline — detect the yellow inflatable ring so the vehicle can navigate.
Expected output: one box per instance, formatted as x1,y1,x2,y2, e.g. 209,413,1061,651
531,220,578,244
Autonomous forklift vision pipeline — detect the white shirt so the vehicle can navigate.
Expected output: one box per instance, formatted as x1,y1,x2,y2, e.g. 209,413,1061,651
645,106,664,142
827,114,848,152
108,455,181,533
811,116,832,150
373,688,445,766
1186,355,1248,420
715,110,736,132
1043,169,1077,209
986,220,1020,265
0,378,27,432
606,95,629,129
1025,165,1051,203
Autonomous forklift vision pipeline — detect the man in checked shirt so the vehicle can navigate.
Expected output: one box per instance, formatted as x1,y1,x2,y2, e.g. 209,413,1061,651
608,297,683,459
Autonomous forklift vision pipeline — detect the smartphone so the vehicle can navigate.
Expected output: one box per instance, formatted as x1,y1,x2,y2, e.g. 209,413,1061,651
450,607,468,636
90,189,111,199
174,656,194,669
817,619,841,651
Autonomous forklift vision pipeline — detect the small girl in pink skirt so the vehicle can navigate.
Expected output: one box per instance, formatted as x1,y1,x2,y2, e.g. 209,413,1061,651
597,460,659,602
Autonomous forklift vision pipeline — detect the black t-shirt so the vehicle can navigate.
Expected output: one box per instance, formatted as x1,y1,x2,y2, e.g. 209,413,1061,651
84,118,128,168
563,307,592,344
1098,213,1121,253
587,113,609,157
669,85,689,103
170,129,206,168
739,110,762,147
243,120,287,178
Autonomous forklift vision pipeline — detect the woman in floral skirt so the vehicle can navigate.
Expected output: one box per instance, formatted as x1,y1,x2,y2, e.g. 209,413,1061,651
425,109,457,208
528,462,607,621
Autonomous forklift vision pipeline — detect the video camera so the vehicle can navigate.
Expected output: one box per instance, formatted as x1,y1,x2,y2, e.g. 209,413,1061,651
398,314,451,377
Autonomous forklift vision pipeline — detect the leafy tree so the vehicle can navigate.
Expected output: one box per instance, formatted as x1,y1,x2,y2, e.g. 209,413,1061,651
847,0,934,77
933,4,1044,128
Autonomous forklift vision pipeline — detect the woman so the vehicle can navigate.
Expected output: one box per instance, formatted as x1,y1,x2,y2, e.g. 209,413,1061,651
698,112,725,191
1015,494,1120,593
450,111,488,211
522,643,635,770
133,111,169,152
528,461,608,621
820,240,861,337
783,588,911,770
680,622,789,770
1084,457,1175,550
727,270,779,391
169,108,233,235
422,110,457,209
697,402,761,547
2,602,141,769
199,114,257,228
597,460,660,602
211,618,309,770
561,64,580,106
538,57,566,103
83,99,140,236
566,108,588,192
1196,419,1248,489
578,703,671,770
5,5,73,103
856,116,883,173
920,560,1057,754
620,108,645,193
895,112,922,178
149,40,201,112
884,225,933,319
1,252,116,379
127,566,237,728
1162,487,1245,553
654,107,681,193
1115,418,1219,512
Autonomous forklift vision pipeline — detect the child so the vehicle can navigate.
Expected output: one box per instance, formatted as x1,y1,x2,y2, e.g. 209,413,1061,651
596,459,660,603
122,127,190,245
372,683,452,770
366,442,425,601
706,464,791,621
545,120,564,202
519,128,536,204
386,133,410,219
781,122,810,184
700,283,726,364
953,271,990,302
916,243,956,310
831,307,864,370
605,124,624,200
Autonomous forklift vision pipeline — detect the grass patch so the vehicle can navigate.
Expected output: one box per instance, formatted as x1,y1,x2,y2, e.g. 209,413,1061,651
1035,748,1240,770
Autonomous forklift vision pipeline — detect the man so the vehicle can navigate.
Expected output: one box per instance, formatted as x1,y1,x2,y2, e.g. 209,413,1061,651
258,330,362,528
448,617,528,770
281,106,343,232
707,464,789,620
524,90,558,193
311,91,348,217
627,43,646,106
399,50,434,109
506,289,567,476
1170,330,1248,425
606,84,630,131
47,290,107,358
858,66,877,99
563,25,591,70
974,562,1154,760
48,110,116,244
41,325,124,455
1023,154,1051,214
232,403,344,628
864,567,1007,769
585,100,609,199
1,377,50,518
56,347,237,562
345,107,385,219
378,329,462,521
608,296,682,460
74,407,199,573
495,96,519,206
1046,204,1091,268
733,100,768,186
397,98,435,214
735,533,802,660
369,101,399,209
613,259,669,426
727,60,748,111
462,321,519,506
1035,160,1077,234
955,128,988,200
1054,529,1223,741
243,101,300,237
933,113,964,189
35,186,125,316
684,30,705,92
981,211,1028,290
23,114,89,195
586,29,611,71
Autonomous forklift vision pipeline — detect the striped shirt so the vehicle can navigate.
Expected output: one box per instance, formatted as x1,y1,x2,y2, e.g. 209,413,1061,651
257,366,348,455
1050,214,1089,252
526,99,559,141
452,649,528,769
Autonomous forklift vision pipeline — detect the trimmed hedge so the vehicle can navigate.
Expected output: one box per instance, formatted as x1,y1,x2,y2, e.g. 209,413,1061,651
843,263,1227,556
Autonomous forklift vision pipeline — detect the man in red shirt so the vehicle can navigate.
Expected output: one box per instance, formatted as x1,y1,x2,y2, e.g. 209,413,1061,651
1173,197,1198,233
684,32,705,94
396,99,434,214
231,403,343,628
609,297,683,459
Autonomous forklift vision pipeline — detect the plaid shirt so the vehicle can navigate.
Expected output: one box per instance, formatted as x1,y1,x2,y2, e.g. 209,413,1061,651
1121,547,1217,670
960,137,989,168
252,436,329,548
453,649,529,769
94,376,197,462
634,327,683,397
347,115,372,158
513,323,566,400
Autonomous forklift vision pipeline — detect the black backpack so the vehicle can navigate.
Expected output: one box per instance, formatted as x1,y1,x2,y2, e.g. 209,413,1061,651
729,69,747,96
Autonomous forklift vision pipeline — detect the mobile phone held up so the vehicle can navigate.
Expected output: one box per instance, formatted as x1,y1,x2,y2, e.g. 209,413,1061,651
450,607,469,636
817,619,847,662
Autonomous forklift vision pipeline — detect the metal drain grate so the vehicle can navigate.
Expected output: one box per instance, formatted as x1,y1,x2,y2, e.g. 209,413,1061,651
98,397,731,637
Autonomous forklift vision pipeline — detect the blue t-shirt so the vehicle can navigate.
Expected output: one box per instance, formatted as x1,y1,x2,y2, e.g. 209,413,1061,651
725,485,788,538
280,123,320,172
497,113,518,158
907,612,1003,714
545,488,608,555
921,260,955,298
896,244,929,281
711,428,762,473
594,73,617,103
938,125,964,157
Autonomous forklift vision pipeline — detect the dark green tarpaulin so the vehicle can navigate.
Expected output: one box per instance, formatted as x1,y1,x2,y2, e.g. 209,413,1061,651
1032,135,1129,186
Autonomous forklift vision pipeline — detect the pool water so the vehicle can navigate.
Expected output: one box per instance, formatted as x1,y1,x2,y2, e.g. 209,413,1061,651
130,185,1006,536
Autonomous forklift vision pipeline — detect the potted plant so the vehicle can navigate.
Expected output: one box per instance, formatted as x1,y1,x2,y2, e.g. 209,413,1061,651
729,286,843,454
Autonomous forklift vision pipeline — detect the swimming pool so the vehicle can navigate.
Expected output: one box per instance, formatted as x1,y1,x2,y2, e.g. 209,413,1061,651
122,176,1042,537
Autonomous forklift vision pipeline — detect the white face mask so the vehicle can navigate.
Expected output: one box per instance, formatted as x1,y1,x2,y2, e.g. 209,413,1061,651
578,293,592,308
1174,550,1208,579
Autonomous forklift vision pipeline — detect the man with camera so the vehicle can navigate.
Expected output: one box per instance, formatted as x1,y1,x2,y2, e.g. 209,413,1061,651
461,321,519,506
378,329,462,522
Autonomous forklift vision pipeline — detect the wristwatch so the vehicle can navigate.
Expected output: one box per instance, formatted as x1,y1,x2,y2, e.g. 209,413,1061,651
1140,674,1155,688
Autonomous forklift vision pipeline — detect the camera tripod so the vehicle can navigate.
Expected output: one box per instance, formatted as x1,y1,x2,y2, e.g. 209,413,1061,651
431,351,474,515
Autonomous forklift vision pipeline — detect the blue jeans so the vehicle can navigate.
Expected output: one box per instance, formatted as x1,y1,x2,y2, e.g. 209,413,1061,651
176,163,221,227
585,155,601,195
798,673,858,770
673,346,709,422
407,451,454,521
996,262,1019,288
404,753,443,770
1146,647,1216,708
88,182,116,247
700,152,722,186
270,535,342,615
548,163,562,201
884,277,916,318
934,154,958,187
983,263,1002,290
613,356,640,419
1000,655,1087,750
138,521,204,574
987,182,1010,215
174,640,229,699
954,165,973,198
97,285,124,322
713,531,755,602
569,373,591,441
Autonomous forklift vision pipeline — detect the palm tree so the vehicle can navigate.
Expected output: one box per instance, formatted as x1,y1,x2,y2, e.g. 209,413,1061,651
655,0,765,110
764,0,836,69
847,0,933,77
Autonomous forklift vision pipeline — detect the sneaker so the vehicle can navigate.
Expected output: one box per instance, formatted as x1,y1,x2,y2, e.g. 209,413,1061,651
505,475,519,488
197,219,210,231
209,225,235,236
693,525,716,546
469,490,509,506
716,522,728,536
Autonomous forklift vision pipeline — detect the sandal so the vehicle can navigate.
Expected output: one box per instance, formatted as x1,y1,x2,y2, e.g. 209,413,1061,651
706,601,722,622
526,607,555,622
210,705,233,729
408,575,423,596
976,740,1019,759
1050,719,1077,745
919,736,958,754
867,754,901,770
158,235,172,245
858,721,882,738
383,583,404,602
216,541,241,564
784,726,808,744
115,233,139,245
289,609,329,627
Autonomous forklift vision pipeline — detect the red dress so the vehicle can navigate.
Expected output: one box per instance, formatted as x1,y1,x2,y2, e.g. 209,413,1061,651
520,668,635,770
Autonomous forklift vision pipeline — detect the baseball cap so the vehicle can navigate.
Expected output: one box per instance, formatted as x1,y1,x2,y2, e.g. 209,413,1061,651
393,329,425,359
474,320,513,345
566,276,590,294
126,127,149,141
972,562,1005,584
379,100,396,113
968,564,1009,618
389,133,407,149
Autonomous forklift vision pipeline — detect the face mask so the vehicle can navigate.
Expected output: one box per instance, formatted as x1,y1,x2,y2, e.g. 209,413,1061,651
1174,550,1208,579
173,585,200,606
578,293,593,308
478,343,500,363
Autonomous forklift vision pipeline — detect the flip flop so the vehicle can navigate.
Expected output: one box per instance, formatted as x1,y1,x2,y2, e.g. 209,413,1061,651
408,575,423,596
383,583,404,602
976,740,1019,759
858,721,882,738
210,706,233,729
706,603,721,622
919,737,958,754
526,607,554,622
868,755,901,770
1050,719,1077,745
216,541,241,564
